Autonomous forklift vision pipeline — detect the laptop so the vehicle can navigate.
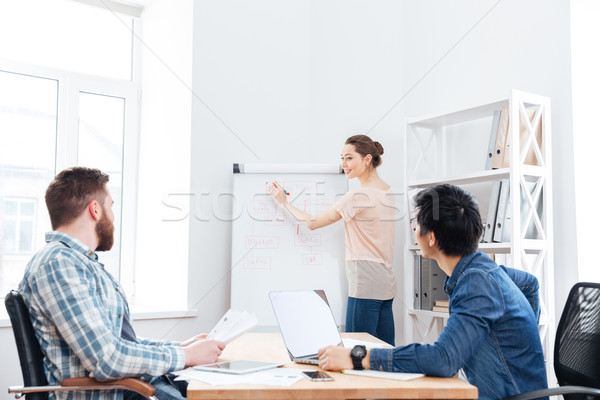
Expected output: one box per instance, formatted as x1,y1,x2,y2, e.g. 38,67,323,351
269,290,343,365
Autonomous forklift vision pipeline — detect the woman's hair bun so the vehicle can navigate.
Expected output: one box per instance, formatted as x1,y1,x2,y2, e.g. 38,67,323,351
344,134,384,168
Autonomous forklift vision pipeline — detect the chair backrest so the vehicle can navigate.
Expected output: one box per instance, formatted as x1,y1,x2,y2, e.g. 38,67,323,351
5,290,49,400
554,282,600,393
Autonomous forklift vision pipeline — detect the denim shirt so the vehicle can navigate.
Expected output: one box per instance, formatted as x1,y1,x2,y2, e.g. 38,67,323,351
370,252,548,400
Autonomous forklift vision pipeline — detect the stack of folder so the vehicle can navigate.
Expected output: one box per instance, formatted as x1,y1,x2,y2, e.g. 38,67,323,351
481,179,542,244
485,106,542,170
413,256,449,311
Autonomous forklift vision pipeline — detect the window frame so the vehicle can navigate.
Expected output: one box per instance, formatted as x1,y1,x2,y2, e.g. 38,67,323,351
0,15,141,297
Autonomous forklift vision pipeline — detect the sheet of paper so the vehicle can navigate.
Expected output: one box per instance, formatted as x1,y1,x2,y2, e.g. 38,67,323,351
173,367,305,386
342,338,389,349
342,369,424,381
207,309,259,344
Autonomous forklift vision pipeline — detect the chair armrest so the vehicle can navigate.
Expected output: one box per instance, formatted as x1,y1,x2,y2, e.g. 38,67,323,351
61,377,156,397
9,378,156,400
502,385,600,400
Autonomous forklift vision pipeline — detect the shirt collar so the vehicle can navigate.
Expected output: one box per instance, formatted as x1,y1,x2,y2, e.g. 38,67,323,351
444,252,479,296
45,231,98,261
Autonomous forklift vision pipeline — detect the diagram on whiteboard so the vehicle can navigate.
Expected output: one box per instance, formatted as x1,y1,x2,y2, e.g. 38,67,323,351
244,180,336,270
231,172,348,326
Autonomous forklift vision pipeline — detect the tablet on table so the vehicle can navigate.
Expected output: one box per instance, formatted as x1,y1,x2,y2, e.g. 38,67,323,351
193,359,284,375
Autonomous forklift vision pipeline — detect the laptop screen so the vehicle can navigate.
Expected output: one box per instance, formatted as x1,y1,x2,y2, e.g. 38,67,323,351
269,290,343,358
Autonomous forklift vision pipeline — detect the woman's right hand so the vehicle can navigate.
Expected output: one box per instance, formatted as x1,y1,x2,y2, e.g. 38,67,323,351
268,182,288,207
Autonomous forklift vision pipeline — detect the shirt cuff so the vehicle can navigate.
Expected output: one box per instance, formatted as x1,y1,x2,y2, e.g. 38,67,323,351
369,348,394,371
168,345,187,371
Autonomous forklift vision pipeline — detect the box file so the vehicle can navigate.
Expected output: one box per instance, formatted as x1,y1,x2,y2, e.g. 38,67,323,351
420,256,448,311
493,179,510,243
485,109,501,170
413,253,421,310
483,180,502,243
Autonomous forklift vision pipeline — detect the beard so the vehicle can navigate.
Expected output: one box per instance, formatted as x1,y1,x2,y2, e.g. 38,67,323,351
95,210,115,252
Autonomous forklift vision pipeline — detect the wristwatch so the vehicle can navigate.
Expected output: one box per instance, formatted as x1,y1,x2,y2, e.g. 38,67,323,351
350,345,367,370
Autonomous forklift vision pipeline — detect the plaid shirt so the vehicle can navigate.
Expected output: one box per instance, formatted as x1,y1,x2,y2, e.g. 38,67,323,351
18,231,186,400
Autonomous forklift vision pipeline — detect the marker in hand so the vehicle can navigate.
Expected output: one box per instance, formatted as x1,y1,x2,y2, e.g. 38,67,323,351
273,182,289,196
271,182,298,234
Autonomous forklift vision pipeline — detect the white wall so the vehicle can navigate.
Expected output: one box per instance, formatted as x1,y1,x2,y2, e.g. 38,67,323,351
0,328,20,399
133,0,192,308
571,0,600,283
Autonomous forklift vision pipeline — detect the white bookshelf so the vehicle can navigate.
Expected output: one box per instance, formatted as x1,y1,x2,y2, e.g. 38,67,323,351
403,90,555,384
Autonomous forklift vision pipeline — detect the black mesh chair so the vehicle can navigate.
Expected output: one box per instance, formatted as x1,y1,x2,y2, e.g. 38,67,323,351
5,290,157,400
503,282,600,400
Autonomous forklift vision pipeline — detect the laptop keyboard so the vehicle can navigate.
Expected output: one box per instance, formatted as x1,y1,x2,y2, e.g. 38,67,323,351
295,355,320,365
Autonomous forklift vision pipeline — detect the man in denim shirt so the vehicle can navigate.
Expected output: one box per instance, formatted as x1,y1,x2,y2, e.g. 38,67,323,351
319,184,548,400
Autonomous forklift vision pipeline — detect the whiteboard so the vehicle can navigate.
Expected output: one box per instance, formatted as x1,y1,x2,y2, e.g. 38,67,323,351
230,166,348,327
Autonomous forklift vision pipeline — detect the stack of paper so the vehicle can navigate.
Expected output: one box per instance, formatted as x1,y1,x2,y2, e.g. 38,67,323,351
207,309,259,344
174,367,305,386
432,300,449,313
342,369,424,381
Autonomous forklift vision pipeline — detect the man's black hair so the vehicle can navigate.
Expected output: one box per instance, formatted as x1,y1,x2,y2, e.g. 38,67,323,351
414,184,483,256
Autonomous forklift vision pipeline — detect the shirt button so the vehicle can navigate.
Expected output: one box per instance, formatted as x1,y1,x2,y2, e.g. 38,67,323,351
87,251,93,257
116,287,120,292
118,314,122,318
379,366,383,371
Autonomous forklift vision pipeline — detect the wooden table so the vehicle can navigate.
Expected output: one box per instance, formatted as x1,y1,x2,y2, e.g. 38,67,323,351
187,332,478,399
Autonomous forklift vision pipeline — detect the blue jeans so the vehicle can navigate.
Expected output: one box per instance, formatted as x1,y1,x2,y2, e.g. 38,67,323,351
123,374,187,400
346,297,395,346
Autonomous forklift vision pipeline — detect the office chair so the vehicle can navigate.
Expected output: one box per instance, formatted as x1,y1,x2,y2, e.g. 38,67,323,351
503,282,600,400
5,290,158,400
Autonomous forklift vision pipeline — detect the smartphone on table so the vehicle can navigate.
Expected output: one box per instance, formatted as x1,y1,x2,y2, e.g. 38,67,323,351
302,370,334,381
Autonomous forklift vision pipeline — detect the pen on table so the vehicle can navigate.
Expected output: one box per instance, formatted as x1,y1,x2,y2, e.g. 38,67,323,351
273,182,289,195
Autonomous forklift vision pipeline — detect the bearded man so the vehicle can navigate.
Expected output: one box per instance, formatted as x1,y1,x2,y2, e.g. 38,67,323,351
18,167,224,400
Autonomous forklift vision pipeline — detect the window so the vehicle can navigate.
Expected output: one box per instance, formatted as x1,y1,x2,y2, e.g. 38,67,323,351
0,0,134,80
0,0,140,296
0,70,57,296
1,199,37,255
78,92,127,278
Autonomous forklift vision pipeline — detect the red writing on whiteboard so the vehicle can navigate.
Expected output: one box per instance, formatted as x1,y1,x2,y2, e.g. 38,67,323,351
295,234,321,247
245,256,271,270
265,215,287,226
250,200,277,214
302,253,323,265
246,235,279,249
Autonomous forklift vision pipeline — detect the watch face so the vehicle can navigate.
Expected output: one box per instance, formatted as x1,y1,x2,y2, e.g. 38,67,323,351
352,345,367,358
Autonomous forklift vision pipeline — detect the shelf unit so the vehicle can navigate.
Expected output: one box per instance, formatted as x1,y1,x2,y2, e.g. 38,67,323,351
403,90,555,384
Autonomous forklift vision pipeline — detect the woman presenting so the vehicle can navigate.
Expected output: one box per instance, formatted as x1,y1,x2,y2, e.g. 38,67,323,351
269,134,397,345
